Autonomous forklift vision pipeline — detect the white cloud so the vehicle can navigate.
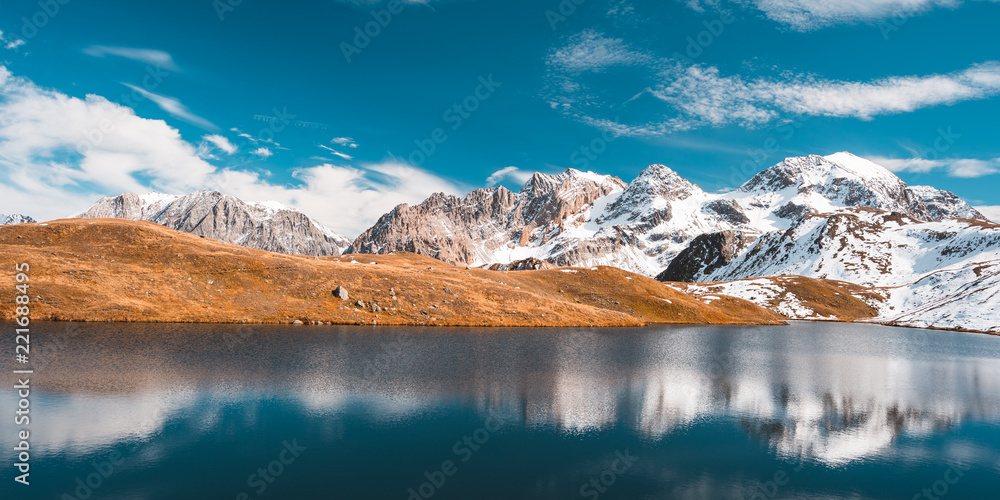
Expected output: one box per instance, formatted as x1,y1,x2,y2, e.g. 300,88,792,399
552,51,1000,136
319,144,354,160
214,162,461,235
0,30,26,50
0,66,462,236
685,0,994,30
83,46,179,71
547,30,653,73
202,134,237,155
974,205,1000,222
485,166,535,187
0,66,216,220
871,156,1000,178
123,84,217,131
654,62,1000,127
331,137,358,148
759,63,1000,119
251,147,273,158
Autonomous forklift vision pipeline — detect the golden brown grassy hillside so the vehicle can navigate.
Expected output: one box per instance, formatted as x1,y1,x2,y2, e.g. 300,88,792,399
0,219,784,327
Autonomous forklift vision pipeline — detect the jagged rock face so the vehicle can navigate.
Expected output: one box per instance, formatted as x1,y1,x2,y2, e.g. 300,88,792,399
348,169,627,265
702,200,749,225
599,164,702,224
0,214,35,225
486,258,555,271
76,191,350,256
350,153,989,276
656,231,756,282
906,185,985,220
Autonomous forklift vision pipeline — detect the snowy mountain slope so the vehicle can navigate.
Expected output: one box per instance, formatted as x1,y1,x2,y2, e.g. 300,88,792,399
906,185,985,220
873,259,1000,333
672,262,1000,333
725,152,936,232
0,214,36,225
686,208,1000,287
76,191,350,256
350,153,985,276
665,210,1000,332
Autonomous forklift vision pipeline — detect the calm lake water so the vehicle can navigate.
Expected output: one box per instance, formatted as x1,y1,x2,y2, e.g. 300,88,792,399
2,322,1000,499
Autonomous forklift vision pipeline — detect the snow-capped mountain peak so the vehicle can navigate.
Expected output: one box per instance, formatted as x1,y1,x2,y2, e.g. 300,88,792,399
823,151,903,184
0,213,36,225
728,153,932,230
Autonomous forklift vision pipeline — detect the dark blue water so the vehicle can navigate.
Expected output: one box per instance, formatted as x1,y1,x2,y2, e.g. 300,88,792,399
2,322,999,499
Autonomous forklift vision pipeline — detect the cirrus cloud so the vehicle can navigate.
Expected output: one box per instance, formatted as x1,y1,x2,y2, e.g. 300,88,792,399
544,31,1000,137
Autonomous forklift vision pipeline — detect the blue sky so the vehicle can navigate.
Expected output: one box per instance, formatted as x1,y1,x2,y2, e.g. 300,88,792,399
1,0,999,233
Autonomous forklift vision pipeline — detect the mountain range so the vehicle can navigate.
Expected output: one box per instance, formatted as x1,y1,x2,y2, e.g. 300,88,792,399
43,151,1000,332
76,191,351,256
349,152,984,275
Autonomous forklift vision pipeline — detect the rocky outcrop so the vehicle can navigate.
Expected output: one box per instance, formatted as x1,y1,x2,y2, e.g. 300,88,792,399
76,191,350,256
486,257,555,271
656,231,756,282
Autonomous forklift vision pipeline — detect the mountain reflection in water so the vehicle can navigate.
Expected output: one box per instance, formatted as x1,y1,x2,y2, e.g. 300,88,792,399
3,321,998,499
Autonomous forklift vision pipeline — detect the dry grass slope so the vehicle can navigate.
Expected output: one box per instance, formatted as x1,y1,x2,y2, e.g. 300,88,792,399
0,219,784,327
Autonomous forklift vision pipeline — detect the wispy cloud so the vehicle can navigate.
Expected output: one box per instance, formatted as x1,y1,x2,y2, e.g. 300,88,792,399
83,46,179,71
870,156,1000,178
545,28,1000,137
123,84,217,131
485,166,534,187
546,30,653,73
319,144,354,160
685,0,995,31
202,134,237,155
650,61,1000,127
0,30,25,50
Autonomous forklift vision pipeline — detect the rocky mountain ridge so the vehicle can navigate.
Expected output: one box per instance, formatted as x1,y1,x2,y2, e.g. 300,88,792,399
349,152,984,276
75,191,351,256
